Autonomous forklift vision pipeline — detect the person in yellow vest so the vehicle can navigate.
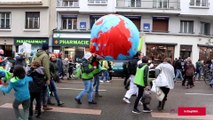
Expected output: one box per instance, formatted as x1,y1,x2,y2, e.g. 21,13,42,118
100,60,110,83
132,56,152,114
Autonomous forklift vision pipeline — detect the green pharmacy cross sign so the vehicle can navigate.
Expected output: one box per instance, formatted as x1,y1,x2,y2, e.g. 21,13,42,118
53,39,90,47
14,38,48,45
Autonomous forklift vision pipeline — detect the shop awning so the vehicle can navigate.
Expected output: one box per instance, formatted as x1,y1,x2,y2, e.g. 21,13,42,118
0,0,42,5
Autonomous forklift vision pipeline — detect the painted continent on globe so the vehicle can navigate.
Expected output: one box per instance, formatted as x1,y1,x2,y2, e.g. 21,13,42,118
90,14,140,60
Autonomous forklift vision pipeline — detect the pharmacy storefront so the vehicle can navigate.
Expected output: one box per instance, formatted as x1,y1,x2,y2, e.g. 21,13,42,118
52,38,90,61
14,37,49,55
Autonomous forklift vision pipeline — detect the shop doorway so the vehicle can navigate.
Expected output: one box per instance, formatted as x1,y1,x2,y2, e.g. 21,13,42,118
180,45,192,60
62,47,84,62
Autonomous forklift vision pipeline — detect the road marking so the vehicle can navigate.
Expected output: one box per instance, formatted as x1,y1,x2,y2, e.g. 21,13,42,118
0,103,101,115
57,87,107,92
185,93,213,96
151,112,213,120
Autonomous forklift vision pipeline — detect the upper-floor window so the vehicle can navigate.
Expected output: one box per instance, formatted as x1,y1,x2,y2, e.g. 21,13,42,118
190,0,208,7
0,12,11,29
153,0,168,9
62,16,77,30
130,0,141,7
88,0,108,5
152,17,169,33
62,0,79,7
180,20,194,34
25,12,40,29
200,22,210,35
90,15,103,29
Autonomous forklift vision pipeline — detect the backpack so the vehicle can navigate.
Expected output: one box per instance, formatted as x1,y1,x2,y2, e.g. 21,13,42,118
128,59,138,75
186,64,195,76
74,63,82,79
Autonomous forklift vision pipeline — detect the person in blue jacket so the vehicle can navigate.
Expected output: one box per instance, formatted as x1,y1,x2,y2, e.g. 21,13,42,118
0,65,32,120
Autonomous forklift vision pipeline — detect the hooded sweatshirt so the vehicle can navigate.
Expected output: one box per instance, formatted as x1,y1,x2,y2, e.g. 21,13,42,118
0,76,32,101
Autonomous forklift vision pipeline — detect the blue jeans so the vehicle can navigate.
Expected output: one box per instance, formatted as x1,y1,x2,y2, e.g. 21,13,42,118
13,99,30,120
175,69,183,81
48,80,60,104
76,80,93,102
93,74,100,93
101,70,109,81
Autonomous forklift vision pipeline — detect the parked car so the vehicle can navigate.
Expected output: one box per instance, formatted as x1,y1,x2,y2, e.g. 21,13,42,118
111,60,128,77
111,60,160,78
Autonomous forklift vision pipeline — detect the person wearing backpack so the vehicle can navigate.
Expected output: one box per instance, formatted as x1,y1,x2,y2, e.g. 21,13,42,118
74,52,97,104
185,58,195,89
34,43,52,111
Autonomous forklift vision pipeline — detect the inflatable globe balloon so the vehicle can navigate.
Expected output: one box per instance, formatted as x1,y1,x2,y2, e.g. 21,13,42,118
90,14,140,60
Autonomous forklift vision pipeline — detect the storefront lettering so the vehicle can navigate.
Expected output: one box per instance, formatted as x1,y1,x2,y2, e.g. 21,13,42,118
16,40,47,44
59,40,89,45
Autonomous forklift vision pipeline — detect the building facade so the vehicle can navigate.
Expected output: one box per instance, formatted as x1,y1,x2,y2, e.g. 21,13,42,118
54,0,213,63
0,0,56,57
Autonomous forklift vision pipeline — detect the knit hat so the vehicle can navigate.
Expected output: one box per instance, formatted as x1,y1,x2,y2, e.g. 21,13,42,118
42,43,49,50
83,52,92,60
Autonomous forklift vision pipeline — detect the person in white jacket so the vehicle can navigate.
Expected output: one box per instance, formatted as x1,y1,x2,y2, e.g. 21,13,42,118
155,57,175,111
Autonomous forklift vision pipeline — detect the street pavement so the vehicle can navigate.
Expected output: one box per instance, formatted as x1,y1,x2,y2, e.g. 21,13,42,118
0,78,213,120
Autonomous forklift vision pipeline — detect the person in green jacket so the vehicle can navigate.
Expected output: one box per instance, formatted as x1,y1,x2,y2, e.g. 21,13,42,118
132,56,152,114
75,52,97,104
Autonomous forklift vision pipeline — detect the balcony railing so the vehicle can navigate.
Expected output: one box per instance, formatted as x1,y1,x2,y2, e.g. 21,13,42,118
116,0,180,10
57,0,79,7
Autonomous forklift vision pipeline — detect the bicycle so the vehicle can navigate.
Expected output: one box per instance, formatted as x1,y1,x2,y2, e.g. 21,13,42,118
202,66,213,85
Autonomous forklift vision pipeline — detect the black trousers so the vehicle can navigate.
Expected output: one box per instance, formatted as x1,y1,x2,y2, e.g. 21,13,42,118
133,85,148,110
159,87,170,101
29,92,41,116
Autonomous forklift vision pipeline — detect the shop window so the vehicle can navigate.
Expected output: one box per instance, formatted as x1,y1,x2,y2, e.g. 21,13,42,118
190,0,208,7
0,12,11,29
153,0,168,9
199,46,213,62
200,22,210,36
62,17,77,30
180,20,194,34
152,18,169,32
146,44,175,64
25,12,40,29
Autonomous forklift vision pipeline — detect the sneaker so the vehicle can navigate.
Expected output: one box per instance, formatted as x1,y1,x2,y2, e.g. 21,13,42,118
57,101,64,106
100,80,104,83
95,93,102,97
123,97,130,104
132,109,141,114
143,108,152,113
75,98,82,104
43,106,53,111
88,100,97,104
106,80,111,83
